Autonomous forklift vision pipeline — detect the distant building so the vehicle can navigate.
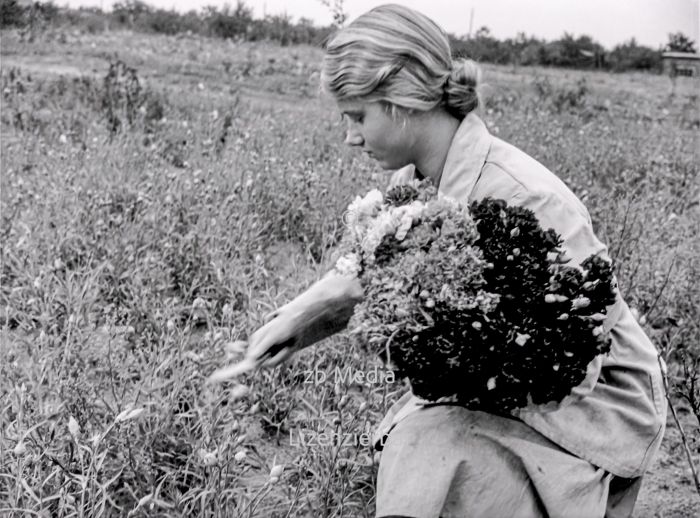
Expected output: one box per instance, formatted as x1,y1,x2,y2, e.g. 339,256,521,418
662,52,700,77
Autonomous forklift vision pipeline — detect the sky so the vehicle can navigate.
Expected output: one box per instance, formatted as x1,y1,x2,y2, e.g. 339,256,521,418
63,0,700,49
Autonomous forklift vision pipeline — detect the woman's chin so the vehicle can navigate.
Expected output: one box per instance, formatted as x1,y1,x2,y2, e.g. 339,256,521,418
374,157,396,170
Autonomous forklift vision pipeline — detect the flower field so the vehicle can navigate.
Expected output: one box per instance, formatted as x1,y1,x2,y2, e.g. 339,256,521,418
1,29,698,517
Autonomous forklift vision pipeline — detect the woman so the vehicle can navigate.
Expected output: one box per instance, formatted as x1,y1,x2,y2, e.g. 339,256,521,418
241,5,666,517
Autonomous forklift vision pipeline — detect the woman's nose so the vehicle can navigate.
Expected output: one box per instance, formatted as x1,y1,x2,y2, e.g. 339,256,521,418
344,128,364,147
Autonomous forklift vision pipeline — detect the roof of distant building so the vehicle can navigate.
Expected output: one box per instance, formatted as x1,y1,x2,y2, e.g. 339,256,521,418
662,52,700,60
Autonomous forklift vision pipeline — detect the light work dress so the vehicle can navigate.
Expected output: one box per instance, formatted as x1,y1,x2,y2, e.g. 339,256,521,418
371,113,667,518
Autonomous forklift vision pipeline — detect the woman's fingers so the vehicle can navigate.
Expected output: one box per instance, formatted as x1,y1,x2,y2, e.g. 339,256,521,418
224,340,248,355
246,314,297,361
206,357,257,383
261,346,294,367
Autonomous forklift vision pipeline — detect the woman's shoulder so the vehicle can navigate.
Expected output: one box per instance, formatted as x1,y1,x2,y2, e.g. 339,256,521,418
474,138,590,221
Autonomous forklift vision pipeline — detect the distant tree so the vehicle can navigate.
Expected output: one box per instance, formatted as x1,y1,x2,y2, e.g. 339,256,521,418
608,38,661,72
2,1,59,37
1,0,26,27
145,8,190,35
666,32,697,53
462,26,510,64
542,33,603,68
204,0,253,40
112,0,151,27
264,12,293,45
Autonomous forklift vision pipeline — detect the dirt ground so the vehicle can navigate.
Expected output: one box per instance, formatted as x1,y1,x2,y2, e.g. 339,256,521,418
635,407,699,517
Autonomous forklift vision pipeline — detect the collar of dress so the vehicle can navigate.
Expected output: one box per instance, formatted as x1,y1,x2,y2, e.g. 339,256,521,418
438,112,493,200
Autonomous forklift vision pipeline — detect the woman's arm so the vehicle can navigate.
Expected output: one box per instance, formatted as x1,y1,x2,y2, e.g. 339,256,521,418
245,272,364,366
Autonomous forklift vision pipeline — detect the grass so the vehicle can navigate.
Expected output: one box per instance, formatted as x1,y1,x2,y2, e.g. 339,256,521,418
1,28,699,517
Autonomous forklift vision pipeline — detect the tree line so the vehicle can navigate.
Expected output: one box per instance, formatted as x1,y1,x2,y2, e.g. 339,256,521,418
1,0,697,73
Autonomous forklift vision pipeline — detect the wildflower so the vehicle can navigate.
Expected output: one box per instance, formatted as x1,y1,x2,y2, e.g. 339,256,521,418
68,416,80,439
115,407,145,423
13,441,27,456
234,450,247,462
198,448,218,466
269,464,284,483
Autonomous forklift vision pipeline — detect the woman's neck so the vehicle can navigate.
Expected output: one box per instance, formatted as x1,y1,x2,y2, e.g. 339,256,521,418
412,110,461,187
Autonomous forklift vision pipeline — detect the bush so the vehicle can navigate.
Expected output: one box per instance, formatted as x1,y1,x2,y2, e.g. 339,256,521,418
609,39,661,72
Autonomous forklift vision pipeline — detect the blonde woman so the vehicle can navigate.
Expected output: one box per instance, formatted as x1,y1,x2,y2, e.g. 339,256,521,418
240,5,666,517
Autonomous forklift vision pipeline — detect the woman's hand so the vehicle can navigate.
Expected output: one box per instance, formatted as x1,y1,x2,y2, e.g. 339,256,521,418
208,272,364,382
247,272,364,366
244,303,305,367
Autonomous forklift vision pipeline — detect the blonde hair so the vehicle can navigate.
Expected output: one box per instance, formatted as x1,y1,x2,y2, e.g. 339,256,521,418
321,4,481,119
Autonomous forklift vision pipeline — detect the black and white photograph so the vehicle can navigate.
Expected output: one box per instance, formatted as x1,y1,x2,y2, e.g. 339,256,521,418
1,0,699,516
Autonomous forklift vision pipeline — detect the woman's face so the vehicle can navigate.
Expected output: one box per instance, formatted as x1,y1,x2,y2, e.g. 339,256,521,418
337,100,416,170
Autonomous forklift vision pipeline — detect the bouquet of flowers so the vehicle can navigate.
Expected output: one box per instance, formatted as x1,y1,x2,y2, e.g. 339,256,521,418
333,180,617,413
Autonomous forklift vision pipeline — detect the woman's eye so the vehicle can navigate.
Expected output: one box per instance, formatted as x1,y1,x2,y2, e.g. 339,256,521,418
342,113,363,124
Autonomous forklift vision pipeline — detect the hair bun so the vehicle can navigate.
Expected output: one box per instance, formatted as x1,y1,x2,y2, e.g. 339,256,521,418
443,58,481,119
